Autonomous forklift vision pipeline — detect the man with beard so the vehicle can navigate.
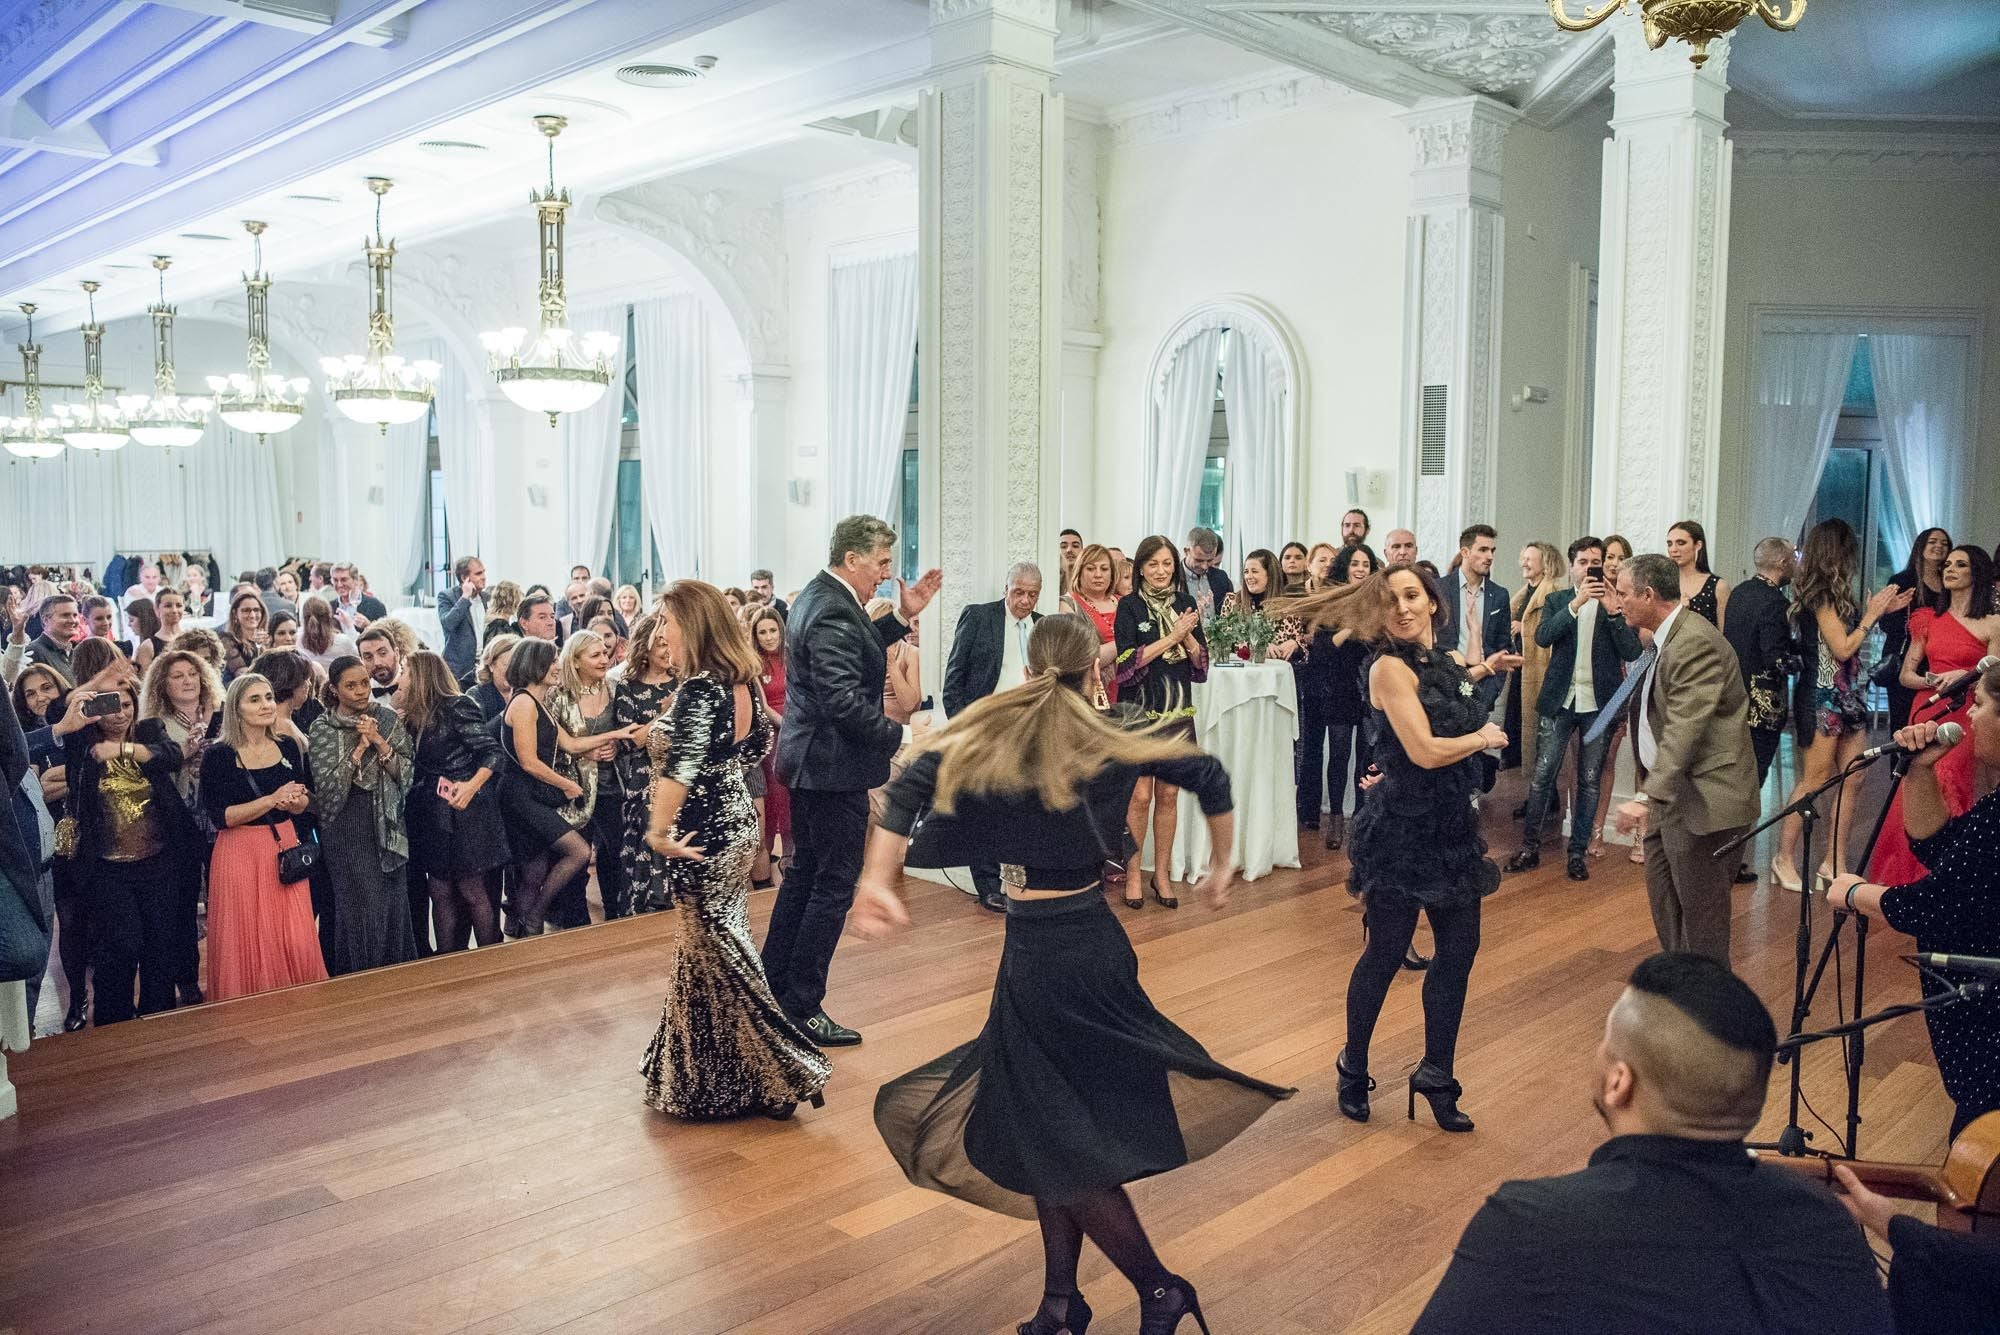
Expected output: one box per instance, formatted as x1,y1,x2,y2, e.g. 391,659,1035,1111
356,626,404,705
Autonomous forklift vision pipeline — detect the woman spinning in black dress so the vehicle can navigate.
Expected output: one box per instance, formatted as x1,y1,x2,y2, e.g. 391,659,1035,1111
1285,564,1513,1132
853,614,1292,1335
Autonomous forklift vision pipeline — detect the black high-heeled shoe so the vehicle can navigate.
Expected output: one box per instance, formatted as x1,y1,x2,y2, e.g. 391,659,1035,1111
1402,947,1430,972
1407,1061,1474,1133
1138,1277,1210,1335
762,1090,826,1121
1018,1290,1092,1335
1149,877,1180,910
1335,1049,1375,1123
63,998,87,1032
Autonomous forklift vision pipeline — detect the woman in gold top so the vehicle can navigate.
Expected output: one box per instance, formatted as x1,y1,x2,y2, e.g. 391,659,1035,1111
51,676,201,1024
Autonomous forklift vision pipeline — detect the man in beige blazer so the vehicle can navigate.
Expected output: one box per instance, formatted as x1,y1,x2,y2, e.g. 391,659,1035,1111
1611,553,1762,963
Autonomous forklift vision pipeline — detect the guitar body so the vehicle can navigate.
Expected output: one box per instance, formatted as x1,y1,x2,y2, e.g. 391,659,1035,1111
1757,1110,2000,1234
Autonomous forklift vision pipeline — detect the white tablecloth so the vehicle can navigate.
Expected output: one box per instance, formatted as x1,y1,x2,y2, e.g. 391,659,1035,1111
384,605,444,653
1143,660,1301,883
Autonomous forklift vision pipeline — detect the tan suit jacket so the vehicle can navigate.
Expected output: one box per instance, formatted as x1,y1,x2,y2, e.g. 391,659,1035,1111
1628,610,1762,837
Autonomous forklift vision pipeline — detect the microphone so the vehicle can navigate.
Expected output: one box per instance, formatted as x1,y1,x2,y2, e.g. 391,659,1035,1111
1924,656,2000,709
1855,720,1963,764
1915,953,2000,980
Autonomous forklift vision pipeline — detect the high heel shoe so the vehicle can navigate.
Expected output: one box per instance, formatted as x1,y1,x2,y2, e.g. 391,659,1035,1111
1407,1061,1474,1133
1018,1290,1092,1335
762,1090,826,1121
1124,860,1145,910
1150,877,1179,910
1324,811,1344,850
1402,947,1430,972
1768,859,1803,893
1335,1049,1375,1122
1138,1277,1210,1335
63,998,87,1032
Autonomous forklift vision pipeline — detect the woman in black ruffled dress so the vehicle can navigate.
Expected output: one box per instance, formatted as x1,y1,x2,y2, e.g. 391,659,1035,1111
1285,564,1514,1133
853,614,1292,1335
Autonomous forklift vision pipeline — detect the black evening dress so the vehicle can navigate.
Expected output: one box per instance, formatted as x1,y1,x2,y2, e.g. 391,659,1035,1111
616,675,678,912
639,675,829,1119
1348,641,1501,909
872,749,1294,1218
1687,573,1722,626
498,694,575,861
407,694,511,879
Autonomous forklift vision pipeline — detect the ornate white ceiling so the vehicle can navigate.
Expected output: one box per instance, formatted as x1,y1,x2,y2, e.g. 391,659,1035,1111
1292,6,1575,98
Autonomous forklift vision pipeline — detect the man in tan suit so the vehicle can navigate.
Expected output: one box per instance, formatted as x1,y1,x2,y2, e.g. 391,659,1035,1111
1610,553,1762,963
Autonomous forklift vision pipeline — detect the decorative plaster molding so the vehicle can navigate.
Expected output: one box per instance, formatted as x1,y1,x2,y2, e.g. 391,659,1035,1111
595,181,787,366
1063,118,1103,331
932,0,1060,24
1294,9,1571,98
783,161,917,220
1108,70,1350,148
1401,101,1512,173
1003,80,1046,564
934,83,981,648
1734,132,2000,182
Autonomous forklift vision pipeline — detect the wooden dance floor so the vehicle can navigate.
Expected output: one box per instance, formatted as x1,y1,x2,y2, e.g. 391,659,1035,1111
0,770,1954,1335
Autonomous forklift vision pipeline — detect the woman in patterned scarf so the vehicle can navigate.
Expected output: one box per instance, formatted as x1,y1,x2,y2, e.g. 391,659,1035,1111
1114,535,1207,910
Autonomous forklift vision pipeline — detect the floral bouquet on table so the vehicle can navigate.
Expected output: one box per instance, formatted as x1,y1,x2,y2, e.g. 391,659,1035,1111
1208,605,1278,665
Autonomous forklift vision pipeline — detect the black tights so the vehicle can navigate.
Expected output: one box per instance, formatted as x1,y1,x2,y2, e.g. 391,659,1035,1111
429,875,500,952
1344,893,1481,1076
516,832,591,935
1033,1186,1169,1319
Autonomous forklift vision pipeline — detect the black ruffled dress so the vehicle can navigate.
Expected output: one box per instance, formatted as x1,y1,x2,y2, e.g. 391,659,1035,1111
872,749,1294,1218
1348,640,1501,908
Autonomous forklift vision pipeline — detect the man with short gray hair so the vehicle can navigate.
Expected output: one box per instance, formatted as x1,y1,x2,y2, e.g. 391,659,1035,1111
940,561,1043,912
764,515,942,1045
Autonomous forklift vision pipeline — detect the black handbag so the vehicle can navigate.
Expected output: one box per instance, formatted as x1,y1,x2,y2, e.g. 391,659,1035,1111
243,753,320,885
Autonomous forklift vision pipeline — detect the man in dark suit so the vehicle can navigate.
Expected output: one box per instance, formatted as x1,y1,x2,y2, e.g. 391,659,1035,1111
1721,537,1797,791
17,593,78,683
1181,526,1233,629
749,569,788,618
1437,523,1512,792
436,554,487,684
1613,554,1762,964
941,562,1042,912
1413,952,1891,1335
1505,537,1642,882
763,515,941,1047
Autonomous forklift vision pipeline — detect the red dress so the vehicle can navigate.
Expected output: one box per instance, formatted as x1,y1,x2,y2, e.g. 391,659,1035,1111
759,653,790,843
1868,610,1989,884
1071,597,1119,704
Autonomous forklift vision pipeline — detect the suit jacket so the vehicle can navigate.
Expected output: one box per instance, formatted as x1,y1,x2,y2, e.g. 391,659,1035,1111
437,588,483,683
1412,1135,1892,1335
1627,609,1762,836
942,600,1042,718
1437,571,1512,709
1534,589,1643,718
773,570,910,793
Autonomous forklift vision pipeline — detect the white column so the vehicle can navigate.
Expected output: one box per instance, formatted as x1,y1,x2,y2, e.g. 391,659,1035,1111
0,978,27,1121
1060,115,1103,537
1397,96,1515,560
919,0,1063,692
1589,20,1732,542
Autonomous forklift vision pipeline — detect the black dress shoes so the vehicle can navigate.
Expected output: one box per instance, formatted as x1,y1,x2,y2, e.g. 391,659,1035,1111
1566,855,1590,882
804,1011,862,1046
1503,849,1540,874
979,889,1008,914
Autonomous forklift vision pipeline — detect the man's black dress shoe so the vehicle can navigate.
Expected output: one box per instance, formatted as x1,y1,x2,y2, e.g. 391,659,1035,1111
1503,849,1540,874
1567,855,1590,882
805,1011,862,1046
979,889,1008,914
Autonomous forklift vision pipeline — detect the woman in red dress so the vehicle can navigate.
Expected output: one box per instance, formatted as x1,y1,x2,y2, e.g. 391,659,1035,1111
748,605,790,870
1059,542,1121,706
1869,545,1999,886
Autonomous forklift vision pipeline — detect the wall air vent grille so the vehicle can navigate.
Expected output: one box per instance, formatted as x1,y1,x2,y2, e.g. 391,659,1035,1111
1420,384,1448,477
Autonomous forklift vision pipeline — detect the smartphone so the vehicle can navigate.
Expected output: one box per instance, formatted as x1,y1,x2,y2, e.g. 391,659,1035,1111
80,691,123,718
1586,564,1605,584
436,777,458,802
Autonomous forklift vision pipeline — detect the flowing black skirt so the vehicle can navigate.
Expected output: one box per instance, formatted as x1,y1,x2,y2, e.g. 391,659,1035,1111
874,891,1292,1219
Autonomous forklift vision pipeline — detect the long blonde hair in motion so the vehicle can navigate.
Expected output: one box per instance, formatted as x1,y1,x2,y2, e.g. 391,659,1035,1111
922,613,1200,815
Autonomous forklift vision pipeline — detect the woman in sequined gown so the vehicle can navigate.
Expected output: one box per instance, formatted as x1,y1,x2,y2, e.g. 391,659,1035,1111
639,581,829,1121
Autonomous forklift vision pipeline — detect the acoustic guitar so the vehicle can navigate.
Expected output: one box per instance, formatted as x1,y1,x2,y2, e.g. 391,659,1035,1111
1755,1110,2000,1234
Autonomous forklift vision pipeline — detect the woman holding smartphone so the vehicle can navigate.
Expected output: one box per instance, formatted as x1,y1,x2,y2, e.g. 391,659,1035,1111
402,650,509,951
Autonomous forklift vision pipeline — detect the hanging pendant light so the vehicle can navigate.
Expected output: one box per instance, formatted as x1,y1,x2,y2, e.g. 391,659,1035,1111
479,114,618,427
1,304,65,460
122,256,213,447
208,220,309,441
322,177,438,432
54,281,130,451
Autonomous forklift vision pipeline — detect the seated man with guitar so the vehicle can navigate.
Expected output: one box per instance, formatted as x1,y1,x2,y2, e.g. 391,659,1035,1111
1413,952,1889,1335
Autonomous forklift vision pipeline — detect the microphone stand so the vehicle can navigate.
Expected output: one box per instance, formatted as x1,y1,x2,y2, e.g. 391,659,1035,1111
1719,748,1896,1158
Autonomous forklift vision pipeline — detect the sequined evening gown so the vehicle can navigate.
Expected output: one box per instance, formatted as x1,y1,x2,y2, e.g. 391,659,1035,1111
639,673,830,1119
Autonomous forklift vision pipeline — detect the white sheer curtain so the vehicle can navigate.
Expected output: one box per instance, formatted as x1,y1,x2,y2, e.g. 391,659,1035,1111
1222,328,1287,572
1870,333,1972,548
559,303,627,573
369,415,430,593
430,341,493,561
1147,326,1225,543
825,250,918,523
634,293,707,580
1749,331,1856,547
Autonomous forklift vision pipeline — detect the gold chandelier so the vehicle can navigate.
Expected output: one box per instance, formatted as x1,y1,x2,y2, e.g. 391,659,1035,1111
1548,0,1806,68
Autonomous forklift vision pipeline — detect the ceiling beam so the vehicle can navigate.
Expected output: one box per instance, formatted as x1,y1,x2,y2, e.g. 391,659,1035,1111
0,1,139,106
0,97,159,165
27,11,243,132
147,0,404,49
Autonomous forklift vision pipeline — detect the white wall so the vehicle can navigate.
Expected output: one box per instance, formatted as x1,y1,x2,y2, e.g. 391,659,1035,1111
1496,114,1605,554
1093,92,1410,552
1717,162,2000,570
779,164,918,590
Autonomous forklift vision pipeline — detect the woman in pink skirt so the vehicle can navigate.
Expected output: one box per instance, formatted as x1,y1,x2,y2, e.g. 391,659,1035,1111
200,672,328,1001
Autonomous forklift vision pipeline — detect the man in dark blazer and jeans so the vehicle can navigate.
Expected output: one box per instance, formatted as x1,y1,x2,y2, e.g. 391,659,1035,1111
764,515,941,1046
941,561,1042,912
1437,524,1513,791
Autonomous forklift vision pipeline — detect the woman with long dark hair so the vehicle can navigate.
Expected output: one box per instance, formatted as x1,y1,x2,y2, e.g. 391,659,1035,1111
400,650,509,952
1882,527,1952,727
638,581,829,1121
128,598,163,673
1289,564,1513,1132
746,603,790,883
307,656,417,974
854,613,1291,1335
140,647,223,1006
1770,518,1914,891
1666,519,1729,628
1278,541,1311,596
218,590,267,680
1115,535,1207,909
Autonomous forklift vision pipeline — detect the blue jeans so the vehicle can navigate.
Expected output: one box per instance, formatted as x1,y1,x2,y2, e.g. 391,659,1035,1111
1521,708,1611,858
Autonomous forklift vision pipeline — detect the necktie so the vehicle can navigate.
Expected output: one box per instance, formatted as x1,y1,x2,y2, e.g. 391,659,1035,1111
1017,618,1029,663
1465,584,1483,662
1583,646,1656,746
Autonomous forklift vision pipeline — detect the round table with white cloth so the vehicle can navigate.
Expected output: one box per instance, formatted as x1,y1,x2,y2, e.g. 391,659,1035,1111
1142,659,1302,883
383,605,444,653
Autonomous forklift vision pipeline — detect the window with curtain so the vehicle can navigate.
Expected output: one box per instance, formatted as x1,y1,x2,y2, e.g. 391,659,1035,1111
895,345,919,579
1196,331,1230,539
605,307,664,590
423,405,449,597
